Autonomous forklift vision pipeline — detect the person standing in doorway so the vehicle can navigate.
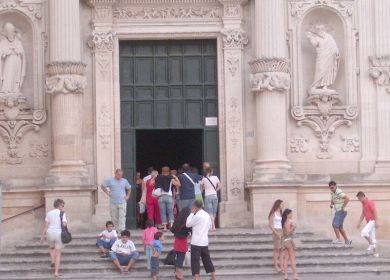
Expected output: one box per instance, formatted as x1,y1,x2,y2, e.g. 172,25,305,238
40,198,67,278
356,191,379,256
186,200,216,280
135,171,145,228
101,169,132,233
329,180,352,245
178,163,202,211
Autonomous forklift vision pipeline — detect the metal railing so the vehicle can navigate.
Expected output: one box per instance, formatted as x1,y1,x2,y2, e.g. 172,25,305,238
1,204,45,223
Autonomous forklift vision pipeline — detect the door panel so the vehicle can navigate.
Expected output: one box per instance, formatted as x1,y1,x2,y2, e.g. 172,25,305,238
120,40,219,229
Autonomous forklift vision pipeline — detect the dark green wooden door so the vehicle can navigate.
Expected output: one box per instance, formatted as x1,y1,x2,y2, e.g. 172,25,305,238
120,40,218,228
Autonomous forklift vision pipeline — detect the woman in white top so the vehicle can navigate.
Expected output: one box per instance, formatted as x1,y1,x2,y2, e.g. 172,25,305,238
40,198,67,278
201,167,221,231
268,199,284,273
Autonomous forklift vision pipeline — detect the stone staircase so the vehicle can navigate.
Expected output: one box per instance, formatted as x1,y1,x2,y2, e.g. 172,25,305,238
1,229,390,280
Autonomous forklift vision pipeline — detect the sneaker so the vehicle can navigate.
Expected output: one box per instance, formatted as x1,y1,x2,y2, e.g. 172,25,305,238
373,253,379,258
345,240,352,246
332,239,343,244
367,244,376,251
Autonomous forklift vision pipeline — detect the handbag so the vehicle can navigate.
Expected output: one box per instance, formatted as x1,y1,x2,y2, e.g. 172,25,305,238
164,249,176,265
138,201,146,214
60,211,72,244
205,176,221,203
152,187,162,197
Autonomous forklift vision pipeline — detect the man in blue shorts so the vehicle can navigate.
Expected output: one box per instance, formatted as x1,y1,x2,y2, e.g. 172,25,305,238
329,180,352,245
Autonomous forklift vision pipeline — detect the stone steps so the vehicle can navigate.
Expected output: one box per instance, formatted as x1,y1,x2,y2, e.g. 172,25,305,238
1,229,389,279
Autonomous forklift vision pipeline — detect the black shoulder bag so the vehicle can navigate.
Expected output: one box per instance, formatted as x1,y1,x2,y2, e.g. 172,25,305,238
60,211,72,244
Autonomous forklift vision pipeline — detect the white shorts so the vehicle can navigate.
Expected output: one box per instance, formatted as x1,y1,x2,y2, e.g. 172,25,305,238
361,220,376,244
47,231,64,249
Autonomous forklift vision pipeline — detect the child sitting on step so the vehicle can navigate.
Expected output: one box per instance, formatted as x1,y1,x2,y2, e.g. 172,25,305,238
95,220,117,257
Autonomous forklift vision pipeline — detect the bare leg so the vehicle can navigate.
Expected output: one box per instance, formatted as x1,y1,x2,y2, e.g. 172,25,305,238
112,259,122,273
282,250,288,279
175,267,184,279
273,249,282,272
125,259,136,271
210,272,216,280
194,274,201,280
333,226,341,239
210,214,215,230
339,228,349,242
287,247,299,279
53,249,62,277
49,247,55,266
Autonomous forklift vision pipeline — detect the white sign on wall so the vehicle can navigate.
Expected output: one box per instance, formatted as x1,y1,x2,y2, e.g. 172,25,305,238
205,117,218,126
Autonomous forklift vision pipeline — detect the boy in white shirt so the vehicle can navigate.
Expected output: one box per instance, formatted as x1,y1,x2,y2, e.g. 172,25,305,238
96,221,118,257
109,230,140,274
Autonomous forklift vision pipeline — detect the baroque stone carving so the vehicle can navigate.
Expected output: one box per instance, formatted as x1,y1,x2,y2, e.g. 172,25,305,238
369,56,390,93
340,135,359,152
226,55,239,77
113,6,221,20
230,177,241,196
98,105,111,149
221,28,248,49
96,53,111,78
290,0,353,18
1,0,42,21
249,57,291,92
46,62,87,95
88,31,115,51
224,5,240,17
29,139,49,158
93,5,113,20
0,22,26,95
307,24,340,95
290,135,309,153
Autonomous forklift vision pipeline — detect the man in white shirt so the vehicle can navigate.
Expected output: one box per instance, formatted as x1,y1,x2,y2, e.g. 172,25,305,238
186,200,216,280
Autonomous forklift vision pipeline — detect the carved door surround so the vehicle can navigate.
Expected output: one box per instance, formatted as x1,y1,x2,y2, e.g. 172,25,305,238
0,1,47,164
288,0,359,159
87,0,250,226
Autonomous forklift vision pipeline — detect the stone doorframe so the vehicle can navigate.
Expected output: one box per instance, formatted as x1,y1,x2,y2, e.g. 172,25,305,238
87,0,251,227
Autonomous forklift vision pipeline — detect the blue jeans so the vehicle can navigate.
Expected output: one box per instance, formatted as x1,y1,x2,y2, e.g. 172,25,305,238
332,210,347,229
145,245,152,270
96,239,115,249
109,251,139,265
178,198,195,212
158,194,174,225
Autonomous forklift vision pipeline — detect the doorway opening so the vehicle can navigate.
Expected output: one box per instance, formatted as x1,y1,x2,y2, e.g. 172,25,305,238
136,129,203,175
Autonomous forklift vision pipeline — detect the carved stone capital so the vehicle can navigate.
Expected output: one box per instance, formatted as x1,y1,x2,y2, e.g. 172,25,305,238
369,56,390,92
249,57,290,92
221,28,248,49
88,31,115,51
46,75,86,95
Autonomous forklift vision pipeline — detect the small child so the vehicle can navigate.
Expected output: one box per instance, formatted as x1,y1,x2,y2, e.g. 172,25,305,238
142,219,158,270
151,232,164,280
96,221,118,257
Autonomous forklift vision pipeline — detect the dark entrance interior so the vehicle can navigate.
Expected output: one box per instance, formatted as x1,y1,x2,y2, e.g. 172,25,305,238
136,129,203,176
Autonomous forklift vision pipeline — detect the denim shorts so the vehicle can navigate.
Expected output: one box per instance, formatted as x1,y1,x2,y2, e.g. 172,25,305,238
109,251,139,265
332,210,347,229
96,239,115,249
204,195,218,215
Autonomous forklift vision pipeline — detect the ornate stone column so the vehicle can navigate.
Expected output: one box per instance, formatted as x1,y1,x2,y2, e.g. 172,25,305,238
250,0,291,180
87,1,116,226
218,0,251,227
369,0,390,175
45,0,89,184
43,0,94,231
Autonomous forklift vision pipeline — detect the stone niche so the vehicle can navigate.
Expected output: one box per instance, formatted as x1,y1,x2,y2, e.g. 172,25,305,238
288,1,359,165
0,3,48,176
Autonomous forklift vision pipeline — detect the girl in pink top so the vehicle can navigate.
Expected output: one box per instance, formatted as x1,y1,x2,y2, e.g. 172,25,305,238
142,219,159,270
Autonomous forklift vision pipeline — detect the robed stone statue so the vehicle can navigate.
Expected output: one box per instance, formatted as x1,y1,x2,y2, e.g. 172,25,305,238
307,24,339,93
0,22,26,95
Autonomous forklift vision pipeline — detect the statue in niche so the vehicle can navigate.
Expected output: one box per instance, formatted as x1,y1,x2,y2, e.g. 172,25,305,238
0,22,26,95
307,24,339,95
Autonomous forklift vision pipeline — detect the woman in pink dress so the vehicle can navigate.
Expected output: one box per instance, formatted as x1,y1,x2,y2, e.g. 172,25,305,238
146,170,162,227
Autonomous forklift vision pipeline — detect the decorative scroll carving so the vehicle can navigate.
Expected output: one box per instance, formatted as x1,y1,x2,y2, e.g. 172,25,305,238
340,135,359,152
1,0,43,21
221,28,248,49
88,31,115,51
292,101,358,159
249,57,290,92
369,56,390,93
290,135,309,153
29,139,49,158
113,6,221,20
46,62,87,95
289,0,353,18
98,105,111,149
226,55,239,77
224,5,240,17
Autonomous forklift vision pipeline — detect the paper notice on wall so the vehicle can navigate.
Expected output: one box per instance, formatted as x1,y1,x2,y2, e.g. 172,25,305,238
205,117,218,126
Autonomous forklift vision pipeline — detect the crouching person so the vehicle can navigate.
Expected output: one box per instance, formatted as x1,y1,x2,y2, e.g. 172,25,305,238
109,230,139,274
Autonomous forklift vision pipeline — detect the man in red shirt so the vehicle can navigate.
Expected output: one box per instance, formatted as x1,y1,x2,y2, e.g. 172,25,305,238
356,191,379,255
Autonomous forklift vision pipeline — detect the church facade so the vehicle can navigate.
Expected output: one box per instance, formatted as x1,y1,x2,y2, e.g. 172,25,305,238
1,0,390,247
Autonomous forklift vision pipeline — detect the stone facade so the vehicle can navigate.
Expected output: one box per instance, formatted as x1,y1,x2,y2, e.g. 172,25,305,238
1,0,390,247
